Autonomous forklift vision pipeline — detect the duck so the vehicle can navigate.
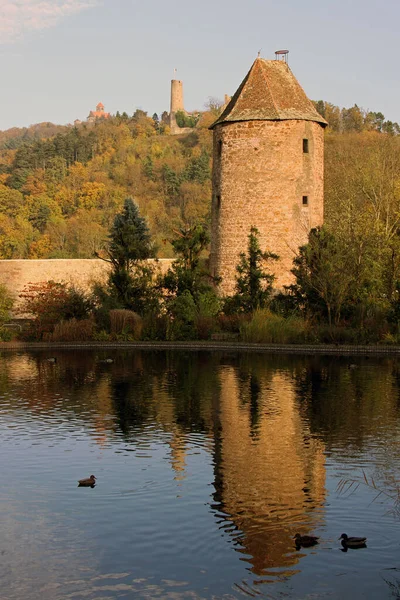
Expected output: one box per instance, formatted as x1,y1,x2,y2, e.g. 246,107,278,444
339,533,367,548
46,357,57,363
98,358,113,364
294,533,319,547
78,474,96,487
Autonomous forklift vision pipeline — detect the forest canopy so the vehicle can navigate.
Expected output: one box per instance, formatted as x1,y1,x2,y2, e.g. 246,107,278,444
0,100,398,262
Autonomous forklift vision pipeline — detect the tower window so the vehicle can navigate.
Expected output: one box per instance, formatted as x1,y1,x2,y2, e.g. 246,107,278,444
302,195,309,206
218,140,223,156
303,139,309,153
216,195,221,209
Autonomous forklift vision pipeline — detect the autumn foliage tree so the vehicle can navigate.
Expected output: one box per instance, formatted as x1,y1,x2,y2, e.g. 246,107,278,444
19,281,93,339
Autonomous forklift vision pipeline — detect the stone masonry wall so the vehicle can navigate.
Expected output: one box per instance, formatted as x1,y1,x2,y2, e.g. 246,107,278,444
170,80,184,113
210,119,324,296
0,259,173,316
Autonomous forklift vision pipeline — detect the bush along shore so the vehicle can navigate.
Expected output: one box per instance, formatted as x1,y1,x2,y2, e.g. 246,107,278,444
2,199,400,347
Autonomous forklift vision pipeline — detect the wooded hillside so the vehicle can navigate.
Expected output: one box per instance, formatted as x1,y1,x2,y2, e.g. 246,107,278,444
0,102,398,262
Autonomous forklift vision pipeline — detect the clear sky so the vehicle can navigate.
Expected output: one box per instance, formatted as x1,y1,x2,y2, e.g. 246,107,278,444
0,0,399,130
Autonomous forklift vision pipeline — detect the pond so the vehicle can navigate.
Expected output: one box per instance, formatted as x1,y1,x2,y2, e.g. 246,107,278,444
1,349,400,599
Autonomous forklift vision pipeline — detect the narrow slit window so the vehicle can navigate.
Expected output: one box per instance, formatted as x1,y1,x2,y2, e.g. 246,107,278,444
216,195,221,209
302,195,309,206
218,140,223,156
303,138,309,153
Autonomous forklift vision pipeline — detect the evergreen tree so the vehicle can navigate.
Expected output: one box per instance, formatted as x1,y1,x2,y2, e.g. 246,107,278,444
108,198,153,270
152,113,160,133
100,198,157,313
229,226,278,313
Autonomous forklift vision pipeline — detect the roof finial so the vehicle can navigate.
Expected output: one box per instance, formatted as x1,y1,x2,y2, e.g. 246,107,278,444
257,49,262,58
275,49,289,63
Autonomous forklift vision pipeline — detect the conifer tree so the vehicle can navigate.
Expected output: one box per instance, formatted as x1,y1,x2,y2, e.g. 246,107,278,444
108,198,153,270
230,226,278,313
100,198,157,313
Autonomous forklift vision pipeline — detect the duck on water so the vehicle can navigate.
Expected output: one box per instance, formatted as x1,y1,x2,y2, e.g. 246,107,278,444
78,475,96,487
339,533,367,548
294,534,319,548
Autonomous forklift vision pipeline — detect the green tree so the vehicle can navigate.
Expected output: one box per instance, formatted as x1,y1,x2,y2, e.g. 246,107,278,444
175,111,200,128
229,226,278,313
0,284,14,323
289,226,356,327
100,198,158,314
161,224,220,339
152,113,160,133
161,224,211,297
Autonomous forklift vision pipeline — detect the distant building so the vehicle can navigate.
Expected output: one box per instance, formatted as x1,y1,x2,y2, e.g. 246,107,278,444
87,102,111,123
169,79,189,134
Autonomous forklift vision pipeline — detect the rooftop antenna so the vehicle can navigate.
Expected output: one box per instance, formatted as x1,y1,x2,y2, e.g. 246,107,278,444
257,49,262,58
275,49,289,63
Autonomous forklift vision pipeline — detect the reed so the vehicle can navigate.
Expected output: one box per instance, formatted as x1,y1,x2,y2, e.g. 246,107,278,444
109,309,142,340
240,309,309,344
47,318,95,342
337,470,400,517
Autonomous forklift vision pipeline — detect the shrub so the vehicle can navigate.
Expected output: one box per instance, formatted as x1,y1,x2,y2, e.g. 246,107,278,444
110,309,142,339
141,312,168,341
0,327,15,341
197,290,221,319
240,309,310,344
93,329,111,342
0,284,14,324
46,318,95,342
166,290,197,340
19,281,93,340
195,315,216,340
90,281,121,332
312,324,367,345
218,313,250,333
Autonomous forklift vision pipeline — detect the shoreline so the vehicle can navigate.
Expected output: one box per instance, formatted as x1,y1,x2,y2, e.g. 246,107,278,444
0,341,400,355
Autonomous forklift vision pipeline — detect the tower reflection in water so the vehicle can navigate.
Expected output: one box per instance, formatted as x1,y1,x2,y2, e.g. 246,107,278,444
2,351,327,582
211,364,326,578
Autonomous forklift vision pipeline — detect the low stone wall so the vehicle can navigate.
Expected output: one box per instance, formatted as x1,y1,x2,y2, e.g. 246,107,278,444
0,341,398,356
0,259,174,316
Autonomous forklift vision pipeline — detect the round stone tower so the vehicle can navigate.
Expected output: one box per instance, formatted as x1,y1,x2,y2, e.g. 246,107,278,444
169,79,185,134
170,79,184,114
210,55,327,296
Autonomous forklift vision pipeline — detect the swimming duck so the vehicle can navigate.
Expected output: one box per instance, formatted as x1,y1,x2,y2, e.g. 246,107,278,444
294,533,319,547
339,533,367,547
98,358,113,364
46,357,57,363
78,475,96,487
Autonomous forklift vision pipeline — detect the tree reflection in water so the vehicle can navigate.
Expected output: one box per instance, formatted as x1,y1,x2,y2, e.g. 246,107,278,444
1,349,400,596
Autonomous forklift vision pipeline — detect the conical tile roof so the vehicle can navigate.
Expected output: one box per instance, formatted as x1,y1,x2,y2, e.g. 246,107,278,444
211,58,327,128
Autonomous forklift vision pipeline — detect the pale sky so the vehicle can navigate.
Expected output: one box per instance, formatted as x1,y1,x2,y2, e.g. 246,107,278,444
0,0,399,130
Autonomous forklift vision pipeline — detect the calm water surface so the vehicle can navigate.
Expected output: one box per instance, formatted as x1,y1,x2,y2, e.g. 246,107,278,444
1,350,400,599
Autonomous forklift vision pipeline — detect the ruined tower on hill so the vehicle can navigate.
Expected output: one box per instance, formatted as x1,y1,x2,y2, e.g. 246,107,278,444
209,53,327,295
169,79,185,134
